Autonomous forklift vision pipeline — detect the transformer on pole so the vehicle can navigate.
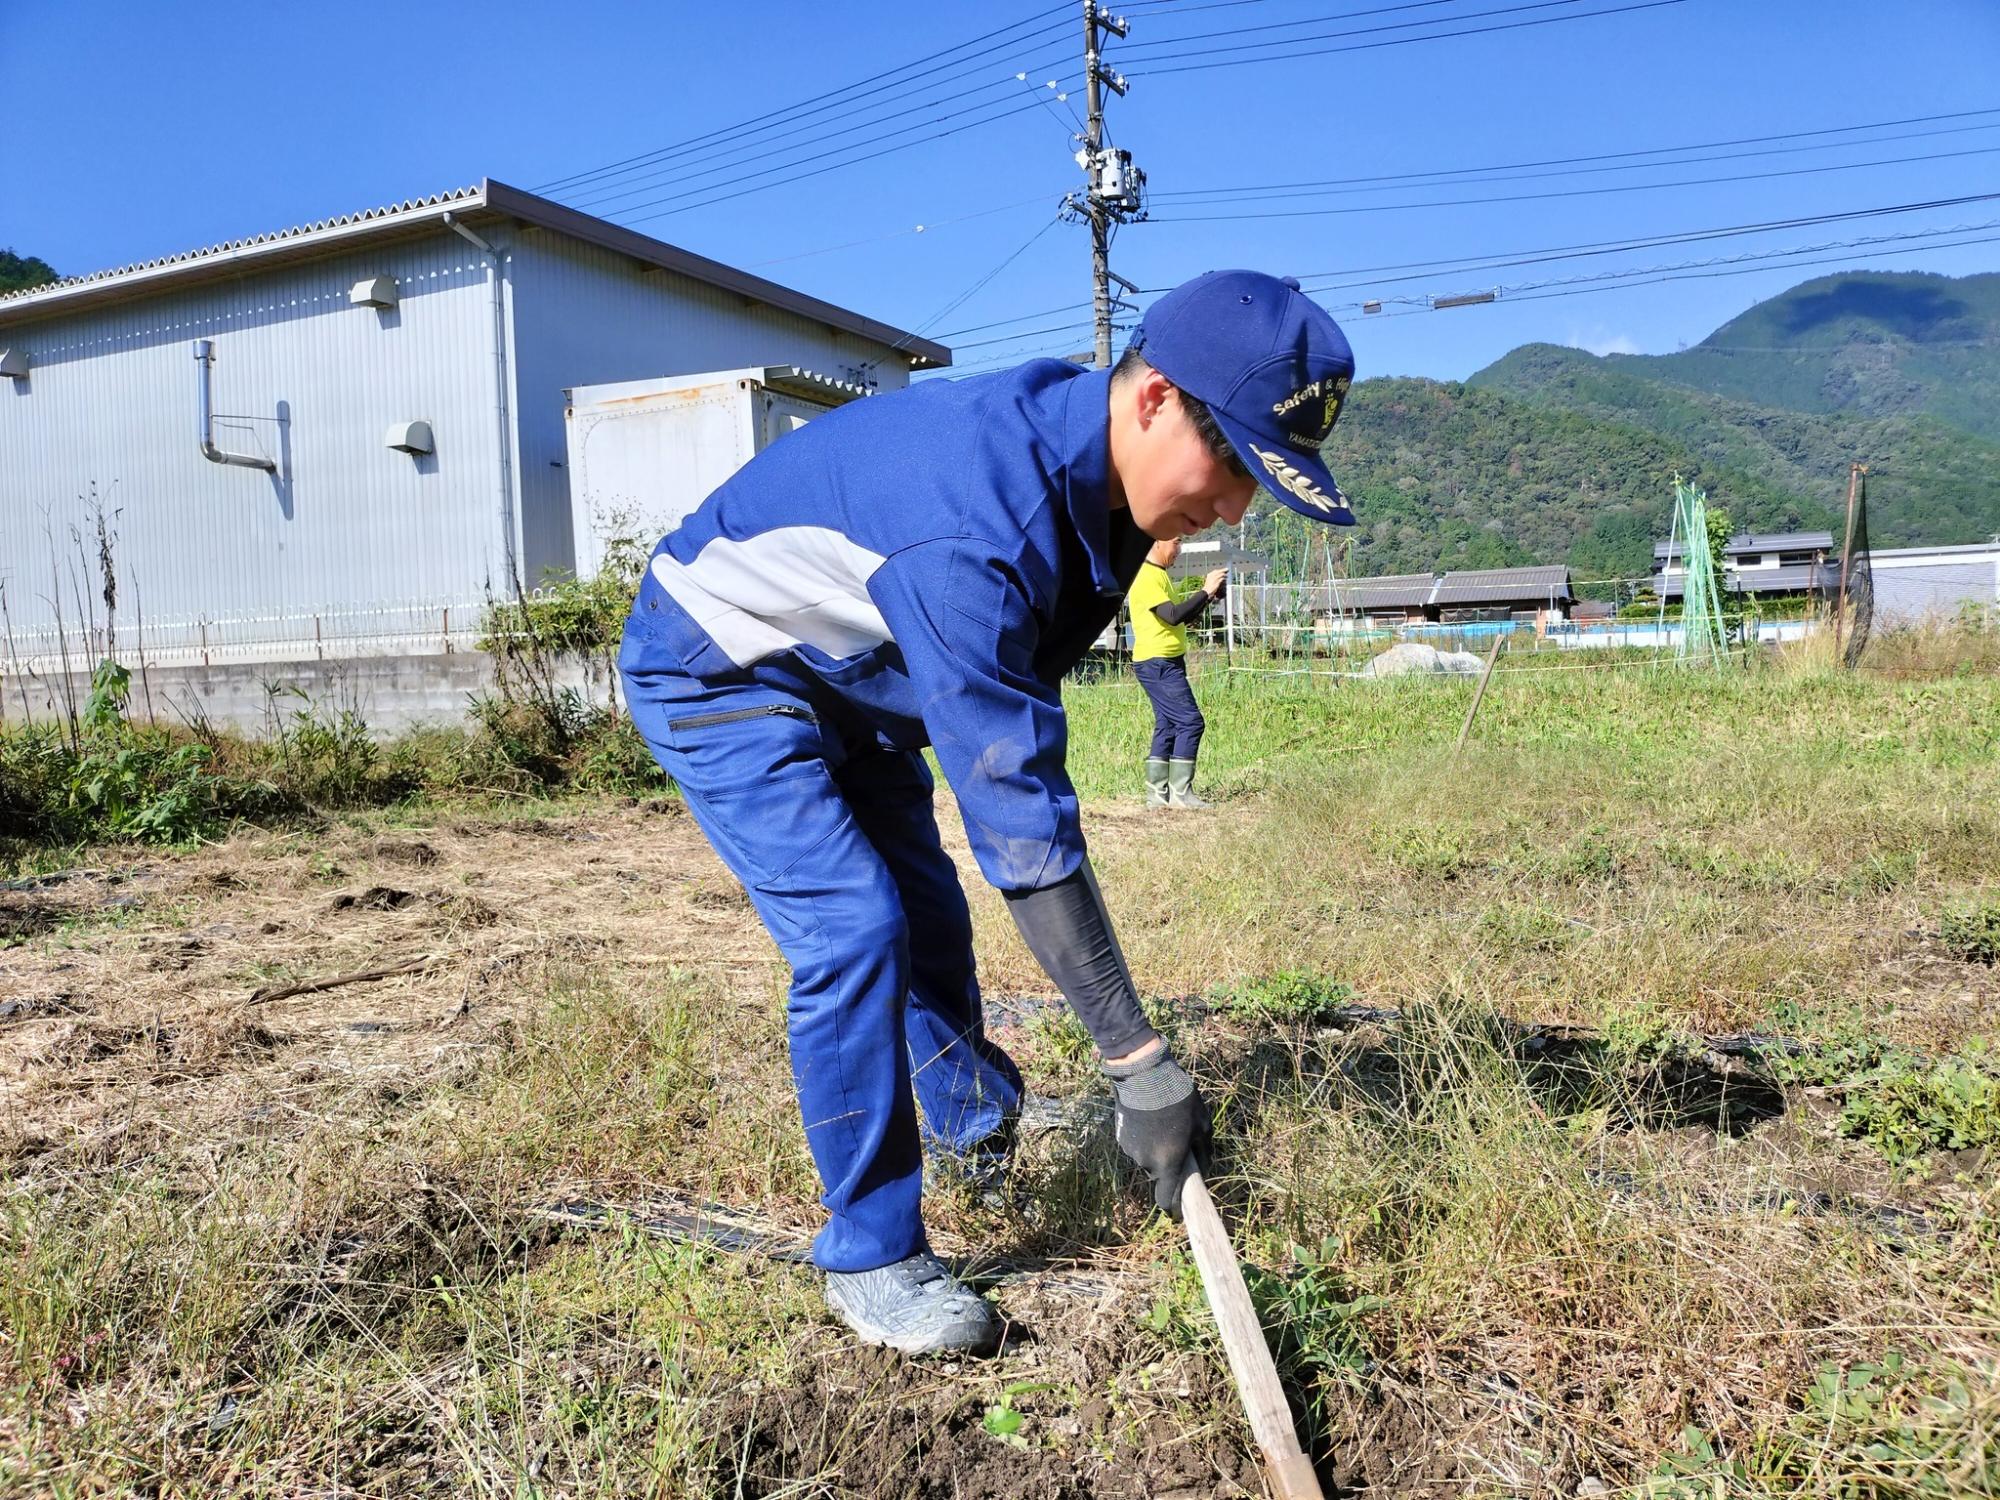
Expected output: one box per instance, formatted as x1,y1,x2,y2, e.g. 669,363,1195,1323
1064,1,1146,368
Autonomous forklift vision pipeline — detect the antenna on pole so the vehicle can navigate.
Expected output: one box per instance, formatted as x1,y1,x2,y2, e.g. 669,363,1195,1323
1063,1,1146,369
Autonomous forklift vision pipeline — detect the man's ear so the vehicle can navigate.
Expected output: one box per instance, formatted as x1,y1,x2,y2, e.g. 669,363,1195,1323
1133,367,1176,430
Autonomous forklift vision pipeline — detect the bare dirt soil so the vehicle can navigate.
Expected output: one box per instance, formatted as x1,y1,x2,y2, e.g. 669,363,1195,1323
4,793,1994,1497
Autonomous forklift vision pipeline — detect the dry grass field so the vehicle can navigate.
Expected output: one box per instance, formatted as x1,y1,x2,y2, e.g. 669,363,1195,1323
3,637,1998,1496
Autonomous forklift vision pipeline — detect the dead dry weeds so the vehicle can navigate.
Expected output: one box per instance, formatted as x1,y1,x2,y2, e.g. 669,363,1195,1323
4,786,1998,1496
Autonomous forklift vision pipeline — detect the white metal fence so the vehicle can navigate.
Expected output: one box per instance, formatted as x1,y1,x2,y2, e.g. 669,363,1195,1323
1,595,498,677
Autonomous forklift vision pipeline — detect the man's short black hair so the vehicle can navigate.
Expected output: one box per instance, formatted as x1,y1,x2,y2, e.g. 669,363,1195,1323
1113,346,1247,478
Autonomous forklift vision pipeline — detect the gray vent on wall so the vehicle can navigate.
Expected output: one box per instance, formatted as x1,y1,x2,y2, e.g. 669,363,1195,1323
0,347,27,379
386,420,434,455
350,276,400,309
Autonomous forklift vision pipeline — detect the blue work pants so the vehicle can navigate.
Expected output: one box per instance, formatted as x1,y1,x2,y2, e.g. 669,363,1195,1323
1133,655,1206,761
619,654,1023,1273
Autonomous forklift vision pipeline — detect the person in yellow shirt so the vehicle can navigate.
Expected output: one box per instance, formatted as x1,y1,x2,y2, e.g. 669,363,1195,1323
1126,536,1229,808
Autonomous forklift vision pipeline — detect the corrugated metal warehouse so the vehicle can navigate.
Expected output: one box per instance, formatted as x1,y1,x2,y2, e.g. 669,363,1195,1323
1868,542,2000,622
0,179,949,672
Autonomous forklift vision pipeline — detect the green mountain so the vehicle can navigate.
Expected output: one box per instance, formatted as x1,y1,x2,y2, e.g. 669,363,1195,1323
1466,342,2000,568
1604,270,2000,445
1244,270,2000,588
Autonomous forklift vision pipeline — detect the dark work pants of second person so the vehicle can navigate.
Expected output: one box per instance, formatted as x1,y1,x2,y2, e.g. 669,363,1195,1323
1133,655,1205,761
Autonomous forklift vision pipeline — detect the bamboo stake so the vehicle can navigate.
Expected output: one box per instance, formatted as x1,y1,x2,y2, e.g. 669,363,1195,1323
1180,1172,1324,1500
1834,461,1864,662
247,955,436,1005
1453,631,1506,759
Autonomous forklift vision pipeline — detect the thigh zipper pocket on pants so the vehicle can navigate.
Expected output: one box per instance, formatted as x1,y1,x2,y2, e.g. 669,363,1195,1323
668,703,818,731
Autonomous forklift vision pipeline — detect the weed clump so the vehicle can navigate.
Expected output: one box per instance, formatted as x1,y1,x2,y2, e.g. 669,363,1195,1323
1839,1051,2000,1163
1939,896,2000,965
1214,970,1354,1026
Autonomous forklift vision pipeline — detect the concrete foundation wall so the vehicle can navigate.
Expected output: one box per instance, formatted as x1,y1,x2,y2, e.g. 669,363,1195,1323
0,651,606,736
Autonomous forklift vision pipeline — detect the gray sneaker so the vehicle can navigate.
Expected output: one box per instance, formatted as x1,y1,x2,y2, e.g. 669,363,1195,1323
824,1252,1002,1356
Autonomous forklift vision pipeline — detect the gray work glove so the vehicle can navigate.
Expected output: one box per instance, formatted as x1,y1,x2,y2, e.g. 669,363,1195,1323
1105,1046,1213,1220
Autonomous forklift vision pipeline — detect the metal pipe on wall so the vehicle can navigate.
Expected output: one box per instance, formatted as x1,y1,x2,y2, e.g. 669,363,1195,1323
443,213,520,585
192,340,276,471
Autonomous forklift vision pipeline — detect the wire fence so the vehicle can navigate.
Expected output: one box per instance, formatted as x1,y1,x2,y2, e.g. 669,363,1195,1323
1148,579,1822,675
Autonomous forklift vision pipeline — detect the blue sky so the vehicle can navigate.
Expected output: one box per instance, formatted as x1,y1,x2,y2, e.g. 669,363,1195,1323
6,0,1998,383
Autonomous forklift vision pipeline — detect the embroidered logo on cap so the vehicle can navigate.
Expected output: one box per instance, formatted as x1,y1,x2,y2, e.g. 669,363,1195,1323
1272,378,1333,420
1250,444,1338,513
1321,373,1351,435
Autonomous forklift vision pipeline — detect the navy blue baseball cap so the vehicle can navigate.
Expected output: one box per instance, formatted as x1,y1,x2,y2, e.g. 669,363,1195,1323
1134,270,1357,526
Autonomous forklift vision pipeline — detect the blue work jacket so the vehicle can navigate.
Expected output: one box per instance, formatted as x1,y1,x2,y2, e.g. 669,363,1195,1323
622,360,1151,892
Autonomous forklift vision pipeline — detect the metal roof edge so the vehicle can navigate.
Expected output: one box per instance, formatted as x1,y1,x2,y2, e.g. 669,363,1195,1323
484,179,951,368
0,177,954,369
0,184,490,325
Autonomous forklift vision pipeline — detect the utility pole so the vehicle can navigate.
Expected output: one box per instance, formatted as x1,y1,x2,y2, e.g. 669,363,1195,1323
1068,1,1144,368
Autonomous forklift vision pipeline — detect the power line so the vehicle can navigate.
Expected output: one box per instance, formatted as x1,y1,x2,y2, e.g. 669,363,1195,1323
930,220,2000,368
1016,68,1090,135
924,189,2000,340
1480,232,2000,313
1153,111,2000,201
1121,0,1583,58
1149,142,2000,221
862,213,1068,374
613,97,1058,225
550,0,1493,209
1116,0,1481,53
534,4,1074,196
744,190,1068,268
1435,221,2000,304
569,86,1074,216
1126,0,1686,77
535,0,1689,228
1288,192,2000,282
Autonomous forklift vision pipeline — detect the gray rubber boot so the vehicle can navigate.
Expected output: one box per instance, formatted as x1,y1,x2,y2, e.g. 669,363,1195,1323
1144,757,1171,808
1167,758,1210,809
824,1252,1002,1356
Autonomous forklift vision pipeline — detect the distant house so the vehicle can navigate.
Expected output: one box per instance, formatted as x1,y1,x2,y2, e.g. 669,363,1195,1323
1322,573,1436,626
1316,564,1576,629
1431,565,1576,627
1654,531,1837,600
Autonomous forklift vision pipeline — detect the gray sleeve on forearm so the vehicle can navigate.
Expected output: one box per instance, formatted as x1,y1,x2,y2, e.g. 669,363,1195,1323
1001,858,1159,1058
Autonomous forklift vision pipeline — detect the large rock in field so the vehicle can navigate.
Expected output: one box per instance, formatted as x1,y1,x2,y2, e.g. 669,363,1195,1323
1361,642,1487,677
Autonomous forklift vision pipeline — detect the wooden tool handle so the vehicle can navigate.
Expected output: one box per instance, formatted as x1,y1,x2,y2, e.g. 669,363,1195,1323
1180,1171,1325,1500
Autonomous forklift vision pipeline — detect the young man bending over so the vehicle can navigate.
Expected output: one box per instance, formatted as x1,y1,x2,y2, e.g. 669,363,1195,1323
619,271,1356,1355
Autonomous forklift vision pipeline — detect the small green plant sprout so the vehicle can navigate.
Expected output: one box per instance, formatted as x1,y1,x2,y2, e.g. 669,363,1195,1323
1475,903,1575,956
982,1380,1062,1447
1839,1052,2000,1163
1647,1426,1748,1496
1939,896,2000,965
1804,1352,1902,1427
1599,1000,1678,1063
1384,827,1470,881
1242,1237,1385,1403
1141,1247,1211,1349
1215,970,1354,1026
1025,1004,1095,1076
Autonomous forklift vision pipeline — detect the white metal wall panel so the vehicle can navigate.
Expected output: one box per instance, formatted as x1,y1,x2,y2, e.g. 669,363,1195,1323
566,380,758,578
0,231,503,654
1872,560,2000,622
506,231,914,582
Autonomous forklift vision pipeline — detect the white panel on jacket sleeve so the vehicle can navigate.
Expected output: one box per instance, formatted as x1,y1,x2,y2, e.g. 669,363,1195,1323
649,526,894,667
